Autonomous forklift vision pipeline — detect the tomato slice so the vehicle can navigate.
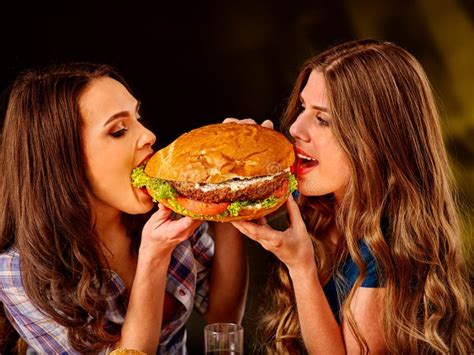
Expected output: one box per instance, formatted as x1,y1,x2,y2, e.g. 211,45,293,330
273,179,289,199
176,196,230,215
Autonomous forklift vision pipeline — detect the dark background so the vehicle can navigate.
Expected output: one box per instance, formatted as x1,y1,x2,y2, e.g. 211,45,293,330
1,0,472,353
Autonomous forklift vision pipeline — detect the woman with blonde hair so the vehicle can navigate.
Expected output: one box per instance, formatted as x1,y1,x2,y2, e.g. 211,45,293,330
232,39,472,353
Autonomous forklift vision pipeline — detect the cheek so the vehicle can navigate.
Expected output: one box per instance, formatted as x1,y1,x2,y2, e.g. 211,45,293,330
320,138,351,182
85,154,111,188
86,156,128,198
337,162,351,185
311,128,333,150
83,137,131,182
331,151,351,189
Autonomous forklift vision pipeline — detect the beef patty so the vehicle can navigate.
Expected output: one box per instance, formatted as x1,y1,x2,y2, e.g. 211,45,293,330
171,173,288,203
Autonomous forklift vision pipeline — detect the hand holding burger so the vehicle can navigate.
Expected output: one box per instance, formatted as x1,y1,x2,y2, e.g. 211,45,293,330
131,123,297,222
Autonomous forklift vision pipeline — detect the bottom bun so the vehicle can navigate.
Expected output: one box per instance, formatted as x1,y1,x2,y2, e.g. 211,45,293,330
159,196,288,222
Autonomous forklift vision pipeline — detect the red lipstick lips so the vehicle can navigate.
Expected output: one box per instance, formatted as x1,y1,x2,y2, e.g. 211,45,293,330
294,147,319,176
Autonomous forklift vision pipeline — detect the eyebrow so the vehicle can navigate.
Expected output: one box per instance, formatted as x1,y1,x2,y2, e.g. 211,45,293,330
103,101,141,127
299,95,328,112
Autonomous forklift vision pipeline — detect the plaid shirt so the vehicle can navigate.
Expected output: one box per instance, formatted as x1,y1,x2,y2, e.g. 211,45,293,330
0,222,214,354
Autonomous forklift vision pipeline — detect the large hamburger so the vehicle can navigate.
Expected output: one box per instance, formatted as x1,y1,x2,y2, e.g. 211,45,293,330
131,123,297,222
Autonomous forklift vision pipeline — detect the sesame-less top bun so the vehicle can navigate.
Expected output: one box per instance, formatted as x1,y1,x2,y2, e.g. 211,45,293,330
145,123,295,183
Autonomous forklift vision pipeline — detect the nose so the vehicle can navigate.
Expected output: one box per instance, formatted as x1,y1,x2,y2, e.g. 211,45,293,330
138,125,157,150
289,114,310,143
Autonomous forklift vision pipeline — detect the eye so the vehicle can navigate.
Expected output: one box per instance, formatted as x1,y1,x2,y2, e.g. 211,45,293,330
110,127,128,138
316,116,329,127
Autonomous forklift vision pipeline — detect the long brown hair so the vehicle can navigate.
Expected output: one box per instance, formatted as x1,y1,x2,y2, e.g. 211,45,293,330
260,40,472,354
0,63,147,353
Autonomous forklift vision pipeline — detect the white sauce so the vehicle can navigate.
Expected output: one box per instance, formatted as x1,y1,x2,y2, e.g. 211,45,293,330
194,168,290,192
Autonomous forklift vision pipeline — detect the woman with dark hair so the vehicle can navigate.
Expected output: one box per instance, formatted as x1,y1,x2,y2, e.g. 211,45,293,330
0,63,247,354
231,40,472,354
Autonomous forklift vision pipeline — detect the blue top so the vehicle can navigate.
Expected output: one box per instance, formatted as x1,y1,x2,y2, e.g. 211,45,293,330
323,242,381,323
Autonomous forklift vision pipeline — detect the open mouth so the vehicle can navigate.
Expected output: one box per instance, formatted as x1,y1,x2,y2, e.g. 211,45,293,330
133,152,155,197
140,187,150,196
137,152,155,168
295,147,319,175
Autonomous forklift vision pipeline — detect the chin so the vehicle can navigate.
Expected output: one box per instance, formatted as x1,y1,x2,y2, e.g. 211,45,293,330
125,203,154,215
297,178,319,196
123,193,154,215
137,197,155,213
298,184,334,197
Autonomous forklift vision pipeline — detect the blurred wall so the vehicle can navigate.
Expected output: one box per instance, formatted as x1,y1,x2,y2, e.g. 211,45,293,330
1,0,472,353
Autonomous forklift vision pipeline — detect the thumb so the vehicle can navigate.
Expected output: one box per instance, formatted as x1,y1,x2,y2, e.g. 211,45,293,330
173,217,202,235
142,204,172,234
286,195,305,228
153,203,172,222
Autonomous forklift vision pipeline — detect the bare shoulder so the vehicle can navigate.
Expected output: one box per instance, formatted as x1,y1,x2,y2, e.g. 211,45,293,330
342,287,387,354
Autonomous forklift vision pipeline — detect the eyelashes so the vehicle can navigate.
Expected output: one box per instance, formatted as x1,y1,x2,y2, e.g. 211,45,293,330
316,116,329,126
299,104,330,127
110,128,128,138
109,116,145,138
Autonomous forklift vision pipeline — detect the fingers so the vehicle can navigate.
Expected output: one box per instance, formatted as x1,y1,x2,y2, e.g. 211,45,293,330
231,221,250,237
231,220,273,241
231,221,260,241
173,216,195,230
171,216,202,236
157,204,172,221
238,118,257,125
285,195,305,229
261,120,274,129
157,203,171,216
232,221,283,250
223,118,256,124
223,117,239,124
256,217,268,226
146,207,201,239
223,118,274,127
145,204,171,228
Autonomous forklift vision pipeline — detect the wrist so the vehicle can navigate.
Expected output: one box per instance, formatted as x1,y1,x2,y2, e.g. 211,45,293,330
288,261,318,281
110,349,146,355
137,249,172,272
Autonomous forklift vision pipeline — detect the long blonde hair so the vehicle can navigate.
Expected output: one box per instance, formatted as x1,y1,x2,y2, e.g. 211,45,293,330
259,39,472,354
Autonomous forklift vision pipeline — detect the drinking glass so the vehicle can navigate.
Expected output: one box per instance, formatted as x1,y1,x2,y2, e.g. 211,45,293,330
204,323,244,354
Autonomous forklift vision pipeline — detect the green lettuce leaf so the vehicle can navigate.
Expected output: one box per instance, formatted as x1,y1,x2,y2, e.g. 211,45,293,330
131,166,176,202
227,173,297,216
289,173,298,193
131,166,149,188
131,168,299,218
